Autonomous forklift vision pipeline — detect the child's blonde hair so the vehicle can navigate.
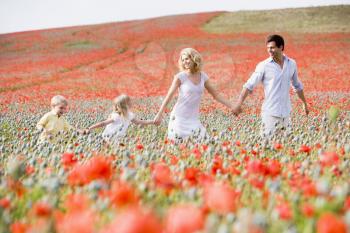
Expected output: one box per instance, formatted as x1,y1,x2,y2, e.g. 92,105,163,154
113,94,131,118
178,48,203,73
51,95,68,107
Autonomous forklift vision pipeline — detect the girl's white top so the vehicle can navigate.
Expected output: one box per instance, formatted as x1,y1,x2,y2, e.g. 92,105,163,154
102,111,135,141
168,71,208,140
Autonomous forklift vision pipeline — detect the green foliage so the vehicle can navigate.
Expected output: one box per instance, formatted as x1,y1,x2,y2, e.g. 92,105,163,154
203,5,350,33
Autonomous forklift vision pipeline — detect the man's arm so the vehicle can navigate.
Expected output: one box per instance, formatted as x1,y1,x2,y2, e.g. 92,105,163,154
296,89,309,115
232,87,251,115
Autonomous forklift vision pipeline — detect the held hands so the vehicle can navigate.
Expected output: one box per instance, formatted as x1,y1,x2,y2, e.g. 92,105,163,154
153,114,162,126
232,104,242,116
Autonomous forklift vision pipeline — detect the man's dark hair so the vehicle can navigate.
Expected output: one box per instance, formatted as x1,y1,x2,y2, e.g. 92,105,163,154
266,34,285,51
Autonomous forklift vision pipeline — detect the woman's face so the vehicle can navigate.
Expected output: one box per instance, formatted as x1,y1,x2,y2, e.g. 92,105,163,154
181,54,194,71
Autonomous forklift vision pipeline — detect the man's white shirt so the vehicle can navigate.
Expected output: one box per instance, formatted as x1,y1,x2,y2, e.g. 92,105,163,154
243,55,303,118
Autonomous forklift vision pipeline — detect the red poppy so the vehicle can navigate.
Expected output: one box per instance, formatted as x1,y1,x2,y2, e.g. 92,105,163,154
68,155,113,186
316,212,346,233
25,165,35,175
266,160,281,177
301,203,315,217
165,204,205,233
275,202,293,220
151,163,175,190
107,180,139,207
0,197,10,209
319,152,340,167
184,167,201,186
273,143,283,150
101,207,162,233
204,182,239,214
56,210,95,233
299,145,311,153
246,160,267,176
33,202,52,217
136,144,144,150
62,152,78,168
10,222,29,233
211,155,224,175
64,193,90,213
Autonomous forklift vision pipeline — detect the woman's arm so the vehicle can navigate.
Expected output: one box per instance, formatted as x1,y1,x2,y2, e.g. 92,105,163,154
204,80,234,109
153,76,181,125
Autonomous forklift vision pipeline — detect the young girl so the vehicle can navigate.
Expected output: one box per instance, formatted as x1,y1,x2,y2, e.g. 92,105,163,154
87,95,154,144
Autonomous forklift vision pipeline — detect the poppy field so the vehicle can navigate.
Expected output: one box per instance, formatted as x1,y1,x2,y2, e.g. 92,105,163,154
1,6,350,233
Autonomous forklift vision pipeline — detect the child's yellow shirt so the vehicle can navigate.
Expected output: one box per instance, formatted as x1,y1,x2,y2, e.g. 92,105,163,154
37,111,73,143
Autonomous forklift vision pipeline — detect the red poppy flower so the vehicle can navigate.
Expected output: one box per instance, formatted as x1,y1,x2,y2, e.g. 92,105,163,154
0,197,10,209
101,207,162,233
10,222,29,233
165,204,205,233
151,163,175,190
275,202,292,220
301,203,315,217
273,143,283,150
299,145,311,153
56,210,95,233
108,180,139,207
317,212,346,233
319,152,340,167
33,202,52,217
62,152,78,168
204,182,239,214
184,167,200,186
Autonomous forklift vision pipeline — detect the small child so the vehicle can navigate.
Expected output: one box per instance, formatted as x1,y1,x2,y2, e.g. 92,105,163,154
87,94,154,144
37,95,75,143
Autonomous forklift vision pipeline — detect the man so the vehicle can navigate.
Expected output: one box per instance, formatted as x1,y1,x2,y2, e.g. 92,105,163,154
233,34,309,138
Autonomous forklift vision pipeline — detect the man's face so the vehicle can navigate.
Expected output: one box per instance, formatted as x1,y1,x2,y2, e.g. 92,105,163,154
52,103,67,117
266,41,283,59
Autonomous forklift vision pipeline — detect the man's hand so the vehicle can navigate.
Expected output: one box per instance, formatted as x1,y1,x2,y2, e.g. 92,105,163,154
303,103,309,115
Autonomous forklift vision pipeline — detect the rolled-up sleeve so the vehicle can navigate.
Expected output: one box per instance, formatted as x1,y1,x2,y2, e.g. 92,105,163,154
243,63,264,91
291,64,303,92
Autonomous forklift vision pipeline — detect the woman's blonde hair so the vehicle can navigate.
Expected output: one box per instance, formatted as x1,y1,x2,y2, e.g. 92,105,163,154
113,94,131,118
178,48,203,73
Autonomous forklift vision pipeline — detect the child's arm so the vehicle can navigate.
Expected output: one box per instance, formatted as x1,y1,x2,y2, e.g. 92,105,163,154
131,118,154,126
88,119,114,131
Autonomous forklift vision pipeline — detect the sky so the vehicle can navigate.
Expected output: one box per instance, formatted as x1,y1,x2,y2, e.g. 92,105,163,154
1,0,349,34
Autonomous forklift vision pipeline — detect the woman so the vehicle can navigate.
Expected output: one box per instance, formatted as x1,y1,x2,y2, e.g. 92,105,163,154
154,48,233,141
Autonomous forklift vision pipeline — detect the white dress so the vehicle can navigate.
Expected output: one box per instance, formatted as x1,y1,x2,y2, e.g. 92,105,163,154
102,111,135,142
168,71,208,140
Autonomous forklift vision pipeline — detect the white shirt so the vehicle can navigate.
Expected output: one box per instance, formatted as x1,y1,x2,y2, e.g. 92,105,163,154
102,111,135,140
243,55,303,118
173,71,209,120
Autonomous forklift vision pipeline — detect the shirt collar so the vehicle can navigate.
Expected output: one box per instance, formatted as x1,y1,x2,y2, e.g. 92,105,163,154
50,110,61,118
268,54,289,63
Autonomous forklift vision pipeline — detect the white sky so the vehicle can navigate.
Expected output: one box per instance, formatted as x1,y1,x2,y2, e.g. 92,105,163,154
1,0,349,34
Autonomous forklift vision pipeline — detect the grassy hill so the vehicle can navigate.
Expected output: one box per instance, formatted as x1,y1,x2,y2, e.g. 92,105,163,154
203,5,350,33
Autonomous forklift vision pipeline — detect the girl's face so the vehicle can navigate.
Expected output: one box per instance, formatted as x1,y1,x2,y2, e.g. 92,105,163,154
181,54,194,71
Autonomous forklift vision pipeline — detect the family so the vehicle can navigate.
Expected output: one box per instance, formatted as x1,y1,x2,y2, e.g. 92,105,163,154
37,34,309,145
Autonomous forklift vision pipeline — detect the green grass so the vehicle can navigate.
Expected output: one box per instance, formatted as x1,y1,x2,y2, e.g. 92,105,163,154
64,40,98,49
202,5,350,33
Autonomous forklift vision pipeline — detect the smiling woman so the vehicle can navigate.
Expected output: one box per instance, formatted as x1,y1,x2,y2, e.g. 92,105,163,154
153,48,234,141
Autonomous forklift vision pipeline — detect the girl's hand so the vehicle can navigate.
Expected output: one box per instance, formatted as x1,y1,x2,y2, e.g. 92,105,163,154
153,114,162,125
